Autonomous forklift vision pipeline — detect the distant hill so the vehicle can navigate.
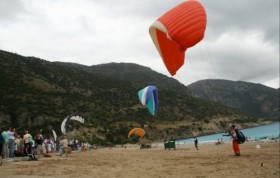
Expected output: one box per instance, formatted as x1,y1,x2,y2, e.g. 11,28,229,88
187,79,279,118
55,62,190,93
0,49,271,145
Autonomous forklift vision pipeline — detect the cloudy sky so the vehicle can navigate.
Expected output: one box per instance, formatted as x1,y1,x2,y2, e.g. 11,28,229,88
0,0,279,88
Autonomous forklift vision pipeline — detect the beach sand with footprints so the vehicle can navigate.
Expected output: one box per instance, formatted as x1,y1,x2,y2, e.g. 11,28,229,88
1,141,279,178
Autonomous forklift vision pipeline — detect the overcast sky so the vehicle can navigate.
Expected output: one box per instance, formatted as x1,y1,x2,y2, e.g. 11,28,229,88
0,0,279,89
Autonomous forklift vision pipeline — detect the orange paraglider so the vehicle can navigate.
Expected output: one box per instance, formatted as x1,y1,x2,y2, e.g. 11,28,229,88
149,0,207,76
127,128,145,138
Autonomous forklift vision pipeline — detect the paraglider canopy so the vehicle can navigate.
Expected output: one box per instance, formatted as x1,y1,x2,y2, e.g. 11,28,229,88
52,130,57,141
128,128,145,138
138,86,159,115
149,0,207,76
61,113,85,135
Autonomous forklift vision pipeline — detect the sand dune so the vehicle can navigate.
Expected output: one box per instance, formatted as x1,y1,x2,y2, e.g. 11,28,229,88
1,141,279,178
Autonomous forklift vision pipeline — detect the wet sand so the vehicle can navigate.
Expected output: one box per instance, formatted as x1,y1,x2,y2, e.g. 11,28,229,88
1,141,279,178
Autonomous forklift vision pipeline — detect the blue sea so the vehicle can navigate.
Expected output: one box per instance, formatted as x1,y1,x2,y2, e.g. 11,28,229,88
177,122,280,144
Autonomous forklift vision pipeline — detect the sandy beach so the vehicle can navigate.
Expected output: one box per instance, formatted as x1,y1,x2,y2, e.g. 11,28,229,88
1,141,279,178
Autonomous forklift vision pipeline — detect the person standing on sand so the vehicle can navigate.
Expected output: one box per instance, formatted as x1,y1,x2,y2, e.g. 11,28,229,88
7,127,15,158
1,128,9,159
23,130,37,160
194,137,199,150
59,135,69,156
223,125,240,156
0,128,4,158
35,133,44,156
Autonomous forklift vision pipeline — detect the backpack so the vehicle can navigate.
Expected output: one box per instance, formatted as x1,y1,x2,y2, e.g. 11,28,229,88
235,129,246,144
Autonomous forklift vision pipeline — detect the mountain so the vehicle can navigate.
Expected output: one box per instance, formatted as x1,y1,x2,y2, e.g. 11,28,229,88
55,62,190,93
0,49,269,145
187,79,279,118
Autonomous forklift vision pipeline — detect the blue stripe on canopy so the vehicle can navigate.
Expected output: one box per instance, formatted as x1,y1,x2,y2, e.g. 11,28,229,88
138,86,159,115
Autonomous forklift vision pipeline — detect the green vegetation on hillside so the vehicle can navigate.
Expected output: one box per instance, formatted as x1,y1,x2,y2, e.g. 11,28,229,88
0,50,241,144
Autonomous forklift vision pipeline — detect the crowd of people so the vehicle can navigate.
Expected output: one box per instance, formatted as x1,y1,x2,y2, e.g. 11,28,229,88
0,127,73,161
0,124,247,163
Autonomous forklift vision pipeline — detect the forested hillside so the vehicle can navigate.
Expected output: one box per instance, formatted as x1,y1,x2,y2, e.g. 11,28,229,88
0,50,258,145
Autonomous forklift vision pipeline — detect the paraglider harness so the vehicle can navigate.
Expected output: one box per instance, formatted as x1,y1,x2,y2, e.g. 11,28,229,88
235,129,245,144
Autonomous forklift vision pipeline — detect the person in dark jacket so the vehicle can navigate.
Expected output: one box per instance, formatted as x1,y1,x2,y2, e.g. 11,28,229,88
0,128,4,158
194,137,199,150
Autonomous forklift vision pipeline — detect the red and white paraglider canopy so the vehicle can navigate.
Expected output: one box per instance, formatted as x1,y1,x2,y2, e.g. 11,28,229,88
149,0,207,76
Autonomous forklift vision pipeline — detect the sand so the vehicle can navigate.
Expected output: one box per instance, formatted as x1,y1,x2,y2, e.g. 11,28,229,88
1,141,279,178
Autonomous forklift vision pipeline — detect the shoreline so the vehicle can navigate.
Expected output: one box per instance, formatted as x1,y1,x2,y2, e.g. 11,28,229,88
175,121,278,141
